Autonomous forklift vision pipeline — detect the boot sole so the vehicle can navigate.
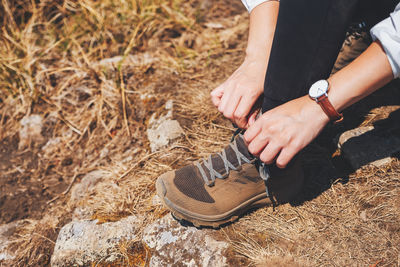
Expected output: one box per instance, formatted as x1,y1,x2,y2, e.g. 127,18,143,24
156,178,271,228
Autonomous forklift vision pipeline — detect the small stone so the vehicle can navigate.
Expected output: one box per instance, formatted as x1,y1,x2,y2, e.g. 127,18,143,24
147,101,184,152
96,53,157,70
360,210,367,222
70,170,112,203
165,99,174,111
51,216,140,267
0,221,21,262
72,206,94,221
147,120,184,152
42,137,61,154
143,214,229,267
370,157,393,167
205,22,224,29
18,114,44,149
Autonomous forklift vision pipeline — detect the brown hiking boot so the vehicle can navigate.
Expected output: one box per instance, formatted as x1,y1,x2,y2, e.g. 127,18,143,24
156,134,304,228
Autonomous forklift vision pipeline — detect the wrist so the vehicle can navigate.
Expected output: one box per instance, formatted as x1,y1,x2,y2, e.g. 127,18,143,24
245,46,269,63
304,96,330,125
308,79,343,123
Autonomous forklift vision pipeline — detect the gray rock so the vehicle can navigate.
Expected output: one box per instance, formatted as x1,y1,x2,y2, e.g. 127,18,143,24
147,100,184,152
70,170,112,203
96,53,157,70
19,114,44,149
143,214,229,267
71,206,95,221
337,126,400,169
0,221,21,262
51,216,139,266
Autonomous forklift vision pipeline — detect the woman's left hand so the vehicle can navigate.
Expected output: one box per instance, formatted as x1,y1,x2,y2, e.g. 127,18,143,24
243,96,330,168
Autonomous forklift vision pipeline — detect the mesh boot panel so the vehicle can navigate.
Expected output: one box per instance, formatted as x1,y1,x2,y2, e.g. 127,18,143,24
173,165,215,203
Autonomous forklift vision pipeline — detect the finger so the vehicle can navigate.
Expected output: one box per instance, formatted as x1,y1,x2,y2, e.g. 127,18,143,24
233,95,256,129
223,94,242,120
259,142,282,164
246,109,260,128
210,86,224,107
275,146,298,168
247,130,269,156
218,87,233,113
243,115,265,143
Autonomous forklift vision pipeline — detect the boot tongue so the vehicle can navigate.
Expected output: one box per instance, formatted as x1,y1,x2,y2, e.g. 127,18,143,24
235,134,254,160
200,134,253,178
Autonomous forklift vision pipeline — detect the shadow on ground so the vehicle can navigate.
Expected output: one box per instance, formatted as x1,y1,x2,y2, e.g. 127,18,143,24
295,79,400,205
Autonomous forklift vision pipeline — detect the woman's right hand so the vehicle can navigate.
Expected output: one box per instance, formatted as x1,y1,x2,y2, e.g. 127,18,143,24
210,56,267,129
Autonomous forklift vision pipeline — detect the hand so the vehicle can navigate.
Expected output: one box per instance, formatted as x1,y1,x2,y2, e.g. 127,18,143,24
243,96,330,168
210,57,267,129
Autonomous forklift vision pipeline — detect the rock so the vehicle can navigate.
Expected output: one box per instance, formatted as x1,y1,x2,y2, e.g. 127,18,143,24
51,216,140,267
96,53,157,70
70,170,112,203
72,206,95,221
143,214,229,267
0,221,21,262
41,137,61,155
337,126,400,169
147,120,184,152
147,100,184,152
205,22,224,29
18,114,44,149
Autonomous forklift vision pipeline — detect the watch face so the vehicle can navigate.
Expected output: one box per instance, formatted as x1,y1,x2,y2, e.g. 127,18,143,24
309,80,329,99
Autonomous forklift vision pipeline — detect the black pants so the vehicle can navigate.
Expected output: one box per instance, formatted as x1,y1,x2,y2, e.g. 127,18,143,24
262,0,398,112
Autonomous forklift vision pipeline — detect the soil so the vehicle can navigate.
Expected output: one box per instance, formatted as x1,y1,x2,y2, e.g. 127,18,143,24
0,134,68,224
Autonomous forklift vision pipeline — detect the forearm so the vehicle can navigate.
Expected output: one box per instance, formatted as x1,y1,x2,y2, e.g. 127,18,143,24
245,1,279,61
328,41,394,113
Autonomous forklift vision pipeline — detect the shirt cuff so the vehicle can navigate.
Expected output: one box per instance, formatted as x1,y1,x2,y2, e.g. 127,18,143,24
370,10,400,79
241,0,279,13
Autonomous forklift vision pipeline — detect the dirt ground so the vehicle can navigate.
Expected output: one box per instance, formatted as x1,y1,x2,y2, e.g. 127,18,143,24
1,0,400,266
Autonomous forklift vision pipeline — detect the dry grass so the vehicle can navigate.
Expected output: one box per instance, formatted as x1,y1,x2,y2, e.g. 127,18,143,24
1,0,244,265
1,0,399,266
226,159,400,266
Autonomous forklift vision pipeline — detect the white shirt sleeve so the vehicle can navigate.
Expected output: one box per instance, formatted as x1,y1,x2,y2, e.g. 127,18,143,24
370,3,400,79
240,0,278,13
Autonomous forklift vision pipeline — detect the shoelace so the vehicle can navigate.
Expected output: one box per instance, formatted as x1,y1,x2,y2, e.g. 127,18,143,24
258,161,271,197
195,136,251,186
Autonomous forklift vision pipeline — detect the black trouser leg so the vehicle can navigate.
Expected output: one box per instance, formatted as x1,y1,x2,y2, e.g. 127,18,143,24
262,0,359,112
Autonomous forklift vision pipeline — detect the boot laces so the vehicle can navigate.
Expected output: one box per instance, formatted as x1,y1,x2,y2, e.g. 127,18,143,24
195,136,251,186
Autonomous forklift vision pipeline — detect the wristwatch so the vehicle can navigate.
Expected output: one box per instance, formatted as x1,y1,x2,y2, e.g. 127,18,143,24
308,80,343,123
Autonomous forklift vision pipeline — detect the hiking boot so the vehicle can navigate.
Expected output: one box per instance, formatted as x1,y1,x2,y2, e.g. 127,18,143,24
156,134,304,228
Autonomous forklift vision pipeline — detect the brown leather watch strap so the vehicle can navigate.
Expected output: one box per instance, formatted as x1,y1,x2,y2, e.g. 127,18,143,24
317,94,343,123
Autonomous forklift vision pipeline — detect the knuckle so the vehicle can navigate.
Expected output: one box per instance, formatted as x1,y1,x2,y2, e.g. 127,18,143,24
233,111,244,120
291,139,302,151
259,131,269,141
